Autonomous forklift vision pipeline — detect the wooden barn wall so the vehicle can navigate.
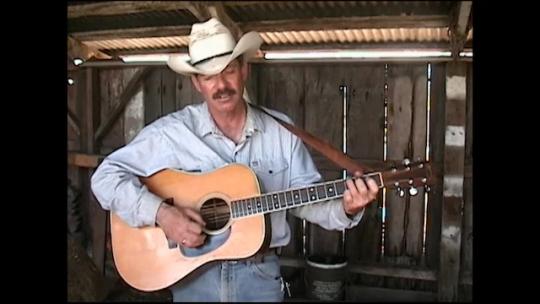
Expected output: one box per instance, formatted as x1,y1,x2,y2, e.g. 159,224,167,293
67,60,473,298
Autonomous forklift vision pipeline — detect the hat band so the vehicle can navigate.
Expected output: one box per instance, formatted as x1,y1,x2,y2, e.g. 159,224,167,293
191,51,234,66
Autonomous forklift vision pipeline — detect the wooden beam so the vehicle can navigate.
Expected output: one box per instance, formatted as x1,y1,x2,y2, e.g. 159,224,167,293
185,3,211,21
68,106,81,137
68,152,105,168
455,2,473,36
95,67,153,143
241,15,449,32
71,25,190,42
208,3,242,39
68,1,191,18
438,62,468,301
448,2,472,58
68,36,111,63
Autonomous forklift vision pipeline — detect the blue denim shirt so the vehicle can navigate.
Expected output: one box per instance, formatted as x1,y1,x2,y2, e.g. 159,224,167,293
91,102,364,248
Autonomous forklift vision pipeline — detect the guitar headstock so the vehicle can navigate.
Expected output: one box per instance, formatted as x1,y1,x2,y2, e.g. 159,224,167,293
376,159,434,197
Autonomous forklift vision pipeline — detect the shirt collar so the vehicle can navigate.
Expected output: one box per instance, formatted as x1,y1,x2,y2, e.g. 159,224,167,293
196,101,265,138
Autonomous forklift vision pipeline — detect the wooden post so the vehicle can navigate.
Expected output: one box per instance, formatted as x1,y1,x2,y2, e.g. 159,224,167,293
81,67,107,275
438,62,467,301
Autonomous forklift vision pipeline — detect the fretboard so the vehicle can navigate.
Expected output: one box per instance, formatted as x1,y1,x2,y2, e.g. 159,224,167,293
230,172,383,219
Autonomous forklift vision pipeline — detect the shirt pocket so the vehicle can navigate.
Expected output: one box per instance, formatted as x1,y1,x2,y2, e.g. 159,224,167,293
251,157,289,193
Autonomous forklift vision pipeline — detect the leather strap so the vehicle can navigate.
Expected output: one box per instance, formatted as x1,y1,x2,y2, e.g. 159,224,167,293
249,103,373,175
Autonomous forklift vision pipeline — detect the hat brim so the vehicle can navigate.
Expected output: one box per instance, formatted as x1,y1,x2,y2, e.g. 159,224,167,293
167,31,262,76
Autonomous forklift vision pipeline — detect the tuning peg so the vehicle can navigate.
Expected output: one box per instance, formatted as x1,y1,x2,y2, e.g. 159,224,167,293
424,185,431,192
396,187,405,197
408,187,418,196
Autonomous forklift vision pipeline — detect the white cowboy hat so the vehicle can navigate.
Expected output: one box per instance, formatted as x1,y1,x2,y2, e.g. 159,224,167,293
167,18,262,76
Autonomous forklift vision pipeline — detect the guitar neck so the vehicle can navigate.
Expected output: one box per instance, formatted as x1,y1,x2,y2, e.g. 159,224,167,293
230,172,383,219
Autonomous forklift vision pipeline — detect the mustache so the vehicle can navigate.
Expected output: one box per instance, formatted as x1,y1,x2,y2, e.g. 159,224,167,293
212,88,236,99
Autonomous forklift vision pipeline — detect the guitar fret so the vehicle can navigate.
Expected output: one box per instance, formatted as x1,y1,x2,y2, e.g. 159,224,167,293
255,197,263,213
247,199,253,215
316,185,327,199
232,201,237,218
272,194,280,210
300,188,309,203
285,191,293,206
325,182,337,198
335,181,346,195
267,195,274,211
293,190,301,205
238,200,244,216
308,186,318,201
278,193,286,208
261,196,268,212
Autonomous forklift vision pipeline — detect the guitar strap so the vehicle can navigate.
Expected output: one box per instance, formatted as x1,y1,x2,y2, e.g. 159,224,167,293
248,103,373,175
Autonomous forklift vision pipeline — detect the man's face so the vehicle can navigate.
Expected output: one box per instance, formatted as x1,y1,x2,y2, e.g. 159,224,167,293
191,59,248,113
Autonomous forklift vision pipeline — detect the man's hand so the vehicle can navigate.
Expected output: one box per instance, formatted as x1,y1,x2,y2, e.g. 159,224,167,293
342,171,379,217
155,203,207,248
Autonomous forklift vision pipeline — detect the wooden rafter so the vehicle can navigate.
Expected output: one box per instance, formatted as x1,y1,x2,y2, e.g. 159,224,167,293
208,3,242,39
68,36,111,61
454,1,473,36
185,3,211,21
68,1,191,18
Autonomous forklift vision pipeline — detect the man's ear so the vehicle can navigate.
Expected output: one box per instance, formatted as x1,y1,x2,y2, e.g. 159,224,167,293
191,75,202,92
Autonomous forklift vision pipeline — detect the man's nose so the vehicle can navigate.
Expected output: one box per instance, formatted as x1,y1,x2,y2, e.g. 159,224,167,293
214,73,227,89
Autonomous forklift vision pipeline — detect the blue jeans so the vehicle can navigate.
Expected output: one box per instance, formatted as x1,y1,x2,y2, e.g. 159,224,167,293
169,254,284,302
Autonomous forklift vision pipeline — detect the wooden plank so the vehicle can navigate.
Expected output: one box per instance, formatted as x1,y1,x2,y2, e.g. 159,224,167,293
245,63,259,105
82,68,107,275
144,68,163,124
425,63,445,269
241,15,449,33
68,1,191,18
344,64,385,265
123,88,144,143
161,68,178,115
68,106,81,137
460,63,473,285
175,73,202,110
98,68,124,152
303,64,347,258
95,67,152,143
438,62,467,302
384,64,428,267
68,152,105,168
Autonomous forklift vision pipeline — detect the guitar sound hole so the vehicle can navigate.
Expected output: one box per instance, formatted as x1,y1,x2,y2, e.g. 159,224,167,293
200,198,231,233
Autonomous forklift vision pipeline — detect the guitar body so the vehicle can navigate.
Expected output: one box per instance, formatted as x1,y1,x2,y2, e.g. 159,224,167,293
110,164,266,291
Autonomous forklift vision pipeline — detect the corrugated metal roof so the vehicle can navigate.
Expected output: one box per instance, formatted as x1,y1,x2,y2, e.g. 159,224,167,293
83,27,472,53
69,1,472,56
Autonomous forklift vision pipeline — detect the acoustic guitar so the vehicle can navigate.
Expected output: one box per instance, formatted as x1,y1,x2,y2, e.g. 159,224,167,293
110,160,432,291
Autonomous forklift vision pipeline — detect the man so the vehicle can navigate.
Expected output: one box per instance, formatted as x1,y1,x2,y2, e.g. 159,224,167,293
91,18,379,302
